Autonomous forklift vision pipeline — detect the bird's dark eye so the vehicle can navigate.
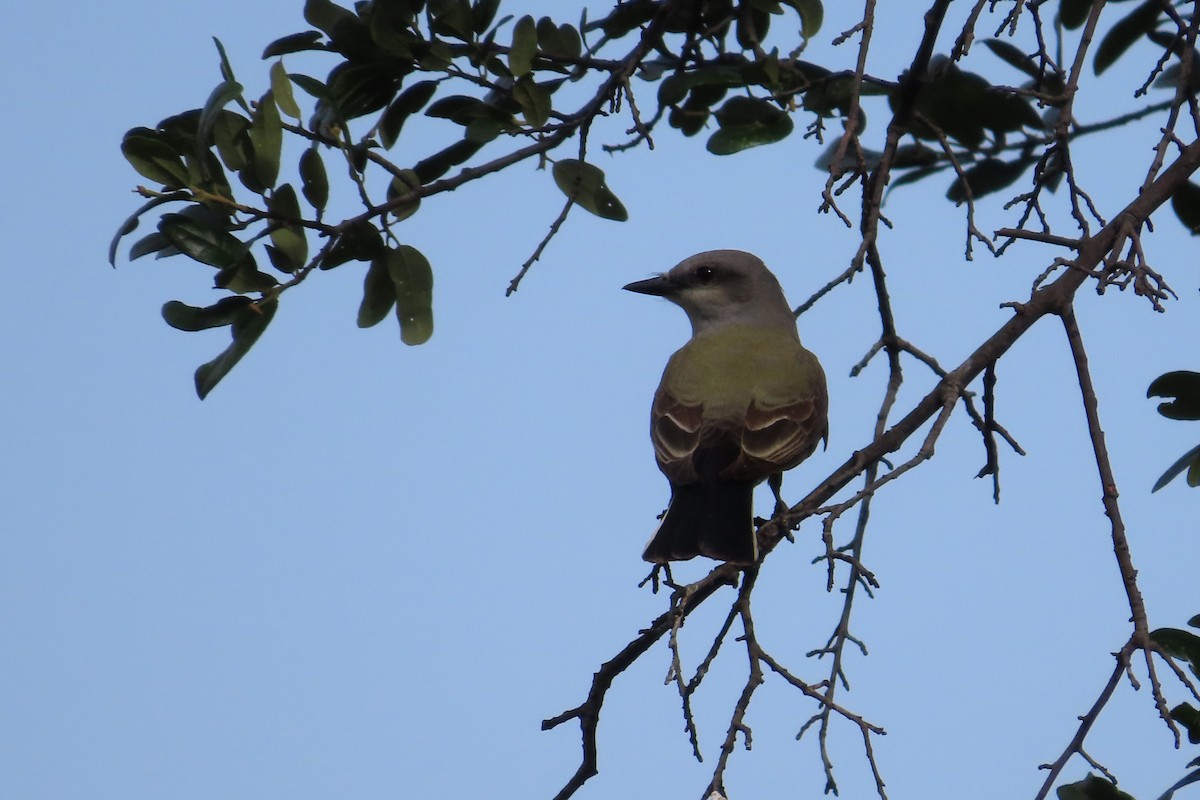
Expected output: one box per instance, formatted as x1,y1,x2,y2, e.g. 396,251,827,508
695,266,717,284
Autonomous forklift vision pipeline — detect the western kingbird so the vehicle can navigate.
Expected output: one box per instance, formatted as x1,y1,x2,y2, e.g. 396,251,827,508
624,250,828,565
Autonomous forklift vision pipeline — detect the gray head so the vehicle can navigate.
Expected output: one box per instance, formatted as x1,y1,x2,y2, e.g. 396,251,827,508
623,250,797,336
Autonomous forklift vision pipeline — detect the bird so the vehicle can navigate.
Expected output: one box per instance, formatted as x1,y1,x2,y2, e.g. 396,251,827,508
624,250,828,565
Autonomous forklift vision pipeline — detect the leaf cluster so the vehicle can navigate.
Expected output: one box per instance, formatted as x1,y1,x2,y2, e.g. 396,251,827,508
108,0,1200,407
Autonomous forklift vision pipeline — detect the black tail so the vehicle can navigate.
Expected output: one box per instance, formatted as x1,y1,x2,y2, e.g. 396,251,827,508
642,481,757,564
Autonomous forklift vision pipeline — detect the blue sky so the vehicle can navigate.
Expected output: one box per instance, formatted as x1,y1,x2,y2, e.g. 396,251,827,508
2,2,1199,798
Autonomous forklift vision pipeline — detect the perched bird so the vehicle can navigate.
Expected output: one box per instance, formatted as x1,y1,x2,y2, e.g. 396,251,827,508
624,250,828,565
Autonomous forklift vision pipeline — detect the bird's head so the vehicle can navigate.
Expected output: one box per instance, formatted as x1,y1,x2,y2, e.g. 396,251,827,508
623,250,795,336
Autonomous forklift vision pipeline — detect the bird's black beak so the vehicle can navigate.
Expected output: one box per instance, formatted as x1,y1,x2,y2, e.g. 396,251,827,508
622,274,675,296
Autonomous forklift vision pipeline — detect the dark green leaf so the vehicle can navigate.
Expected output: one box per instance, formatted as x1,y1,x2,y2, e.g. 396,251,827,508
380,80,438,148
162,296,255,331
1169,703,1200,745
386,245,435,345
781,0,822,37
513,76,551,126
357,256,397,328
1094,0,1163,75
1056,774,1134,800
267,184,307,270
473,0,501,34
387,169,422,221
983,38,1041,79
129,232,173,261
262,30,326,58
510,15,537,77
1060,0,1091,30
159,213,250,269
1148,371,1200,419
707,97,793,155
1151,443,1200,492
947,158,1030,203
369,0,419,56
1151,627,1200,672
1171,181,1200,233
248,90,283,190
288,73,332,101
108,191,190,266
121,128,190,188
551,159,629,221
537,18,581,60
305,0,357,39
427,0,473,40
412,138,484,183
212,110,253,172
658,66,745,106
198,81,246,152
322,220,384,268
325,60,404,121
586,0,657,37
298,148,329,213
194,299,279,399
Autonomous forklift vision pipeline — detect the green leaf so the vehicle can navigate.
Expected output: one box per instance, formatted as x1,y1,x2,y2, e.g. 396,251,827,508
322,220,384,268
1056,774,1134,800
1151,443,1200,492
428,0,473,40
510,14,538,77
473,0,502,34
657,66,746,106
304,0,358,39
707,97,794,155
537,18,581,60
1158,765,1200,800
947,158,1030,203
1171,181,1200,233
357,256,397,328
380,80,438,149
121,128,190,188
1148,371,1200,419
781,0,823,37
270,61,303,120
267,184,307,271
982,38,1041,79
386,245,435,345
108,191,190,266
1151,627,1200,672
212,110,253,172
1060,0,1091,30
213,37,237,84
412,138,484,183
162,296,255,331
158,213,250,269
1094,0,1163,76
513,76,551,127
387,169,422,221
298,148,329,213
1169,703,1200,745
262,30,325,58
551,159,629,221
248,90,283,190
128,232,174,261
198,81,246,152
193,299,279,399
325,60,404,121
586,0,657,38
369,0,419,56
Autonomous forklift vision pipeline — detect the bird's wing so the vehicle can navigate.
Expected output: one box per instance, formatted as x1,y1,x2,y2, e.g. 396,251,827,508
651,386,705,485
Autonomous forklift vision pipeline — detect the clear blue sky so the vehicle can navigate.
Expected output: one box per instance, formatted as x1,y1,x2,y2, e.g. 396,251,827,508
2,2,1198,798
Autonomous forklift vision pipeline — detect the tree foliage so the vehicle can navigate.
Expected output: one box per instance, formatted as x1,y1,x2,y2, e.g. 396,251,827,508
112,1,1200,798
